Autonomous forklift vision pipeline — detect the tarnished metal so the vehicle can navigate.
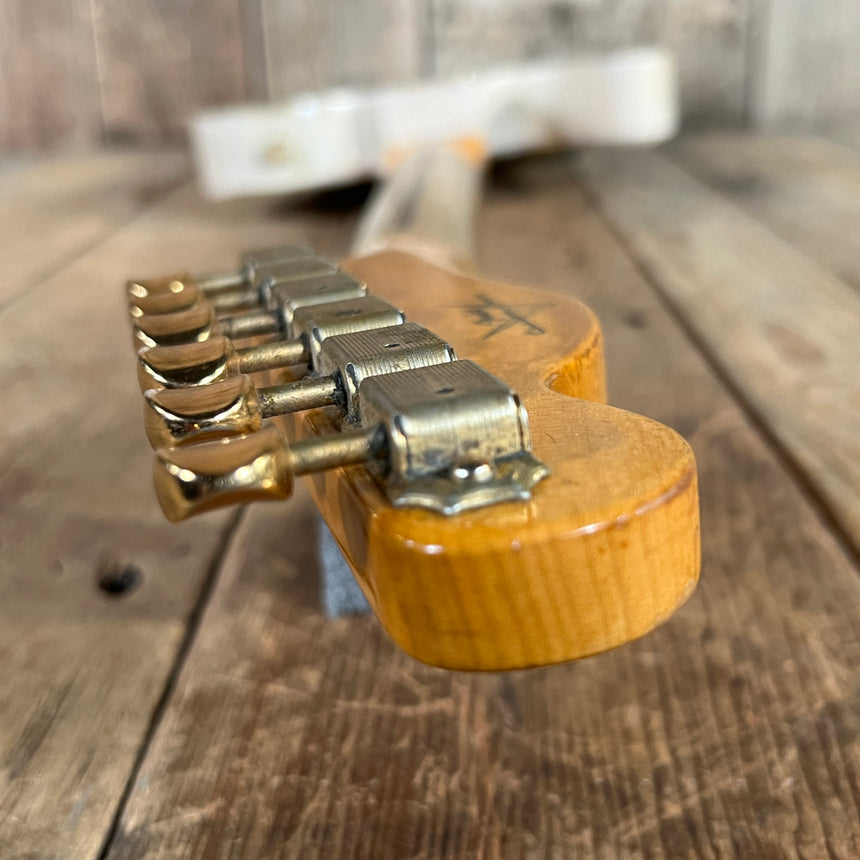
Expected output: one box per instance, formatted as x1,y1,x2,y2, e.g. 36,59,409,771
292,295,405,370
154,423,379,523
219,310,281,340
317,322,455,420
197,244,316,294
269,272,367,334
359,360,549,513
141,323,451,443
133,243,549,519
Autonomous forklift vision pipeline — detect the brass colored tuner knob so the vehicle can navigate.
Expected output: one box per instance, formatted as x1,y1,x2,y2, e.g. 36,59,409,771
153,424,377,521
127,273,193,300
132,302,217,349
143,372,339,447
129,282,203,317
137,337,309,391
138,337,243,391
154,425,295,522
144,375,263,448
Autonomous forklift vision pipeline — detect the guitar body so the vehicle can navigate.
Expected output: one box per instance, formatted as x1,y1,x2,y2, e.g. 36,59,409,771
275,251,699,671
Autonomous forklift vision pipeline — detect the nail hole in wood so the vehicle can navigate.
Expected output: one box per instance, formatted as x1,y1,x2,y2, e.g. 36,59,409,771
98,562,142,597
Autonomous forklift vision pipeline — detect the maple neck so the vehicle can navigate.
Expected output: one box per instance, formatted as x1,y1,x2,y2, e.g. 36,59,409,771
351,140,487,270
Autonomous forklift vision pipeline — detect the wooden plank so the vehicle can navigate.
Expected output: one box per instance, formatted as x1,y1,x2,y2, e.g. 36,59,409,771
431,0,752,124
668,133,860,295
90,0,247,145
749,0,860,129
260,0,428,99
104,166,860,857
578,149,860,551
0,0,103,150
0,171,355,859
0,151,188,309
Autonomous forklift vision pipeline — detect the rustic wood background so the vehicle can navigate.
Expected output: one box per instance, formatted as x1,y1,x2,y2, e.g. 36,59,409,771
2,132,859,857
3,0,860,153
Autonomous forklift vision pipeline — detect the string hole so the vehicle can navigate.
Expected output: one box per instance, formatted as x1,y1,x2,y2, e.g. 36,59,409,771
436,387,454,395
384,342,400,349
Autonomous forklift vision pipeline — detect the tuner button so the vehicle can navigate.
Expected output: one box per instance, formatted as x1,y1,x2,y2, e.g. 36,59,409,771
129,283,204,317
127,273,194,299
132,302,217,349
137,337,240,391
154,425,294,521
143,375,262,448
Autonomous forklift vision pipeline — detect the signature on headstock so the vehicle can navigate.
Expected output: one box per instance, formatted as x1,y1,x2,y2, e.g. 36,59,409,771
462,294,546,339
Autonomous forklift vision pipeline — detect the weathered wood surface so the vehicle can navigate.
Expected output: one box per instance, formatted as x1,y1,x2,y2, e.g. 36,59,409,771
90,0,247,146
669,132,860,295
0,151,188,309
0,0,102,151
259,0,427,99
748,0,860,129
100,159,860,857
0,0,247,151
431,0,753,125
0,168,355,859
577,149,860,554
13,1,860,152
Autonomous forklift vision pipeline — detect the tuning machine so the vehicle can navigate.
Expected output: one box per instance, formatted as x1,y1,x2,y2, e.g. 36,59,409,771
132,269,367,351
142,322,455,447
128,246,340,319
154,361,548,521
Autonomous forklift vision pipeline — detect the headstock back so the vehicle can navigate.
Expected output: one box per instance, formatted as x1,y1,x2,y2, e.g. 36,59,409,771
274,251,700,670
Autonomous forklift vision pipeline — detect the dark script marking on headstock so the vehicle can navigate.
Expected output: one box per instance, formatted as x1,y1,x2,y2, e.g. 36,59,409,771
461,294,546,339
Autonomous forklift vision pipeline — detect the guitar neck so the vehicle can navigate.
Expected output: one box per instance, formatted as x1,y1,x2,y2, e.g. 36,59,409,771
351,140,487,270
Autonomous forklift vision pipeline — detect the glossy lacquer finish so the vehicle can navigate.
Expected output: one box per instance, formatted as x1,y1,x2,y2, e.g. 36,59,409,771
272,251,699,671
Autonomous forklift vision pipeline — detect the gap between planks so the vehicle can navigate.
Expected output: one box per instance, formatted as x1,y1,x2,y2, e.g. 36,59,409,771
576,146,860,563
0,170,358,860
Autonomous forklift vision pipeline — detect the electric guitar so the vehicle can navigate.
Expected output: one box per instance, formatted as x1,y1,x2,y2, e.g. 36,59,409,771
126,144,699,671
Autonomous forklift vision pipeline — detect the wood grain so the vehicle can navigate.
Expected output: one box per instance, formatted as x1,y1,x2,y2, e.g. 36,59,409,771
0,171,356,859
431,0,753,125
0,151,188,309
0,0,102,150
669,132,860,296
295,251,696,670
748,0,860,128
578,148,860,552
260,0,428,99
104,159,860,857
91,0,247,146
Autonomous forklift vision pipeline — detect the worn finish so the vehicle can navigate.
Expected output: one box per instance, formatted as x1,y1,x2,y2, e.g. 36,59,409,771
0,151,188,308
102,152,860,856
577,148,860,551
670,132,860,295
0,0,102,150
749,0,860,128
13,0,860,152
260,0,427,98
432,0,753,125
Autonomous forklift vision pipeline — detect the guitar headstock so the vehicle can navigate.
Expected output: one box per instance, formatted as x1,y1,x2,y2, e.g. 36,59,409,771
127,246,699,670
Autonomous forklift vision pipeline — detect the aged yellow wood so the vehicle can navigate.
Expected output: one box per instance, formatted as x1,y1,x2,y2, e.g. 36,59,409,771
262,250,700,671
